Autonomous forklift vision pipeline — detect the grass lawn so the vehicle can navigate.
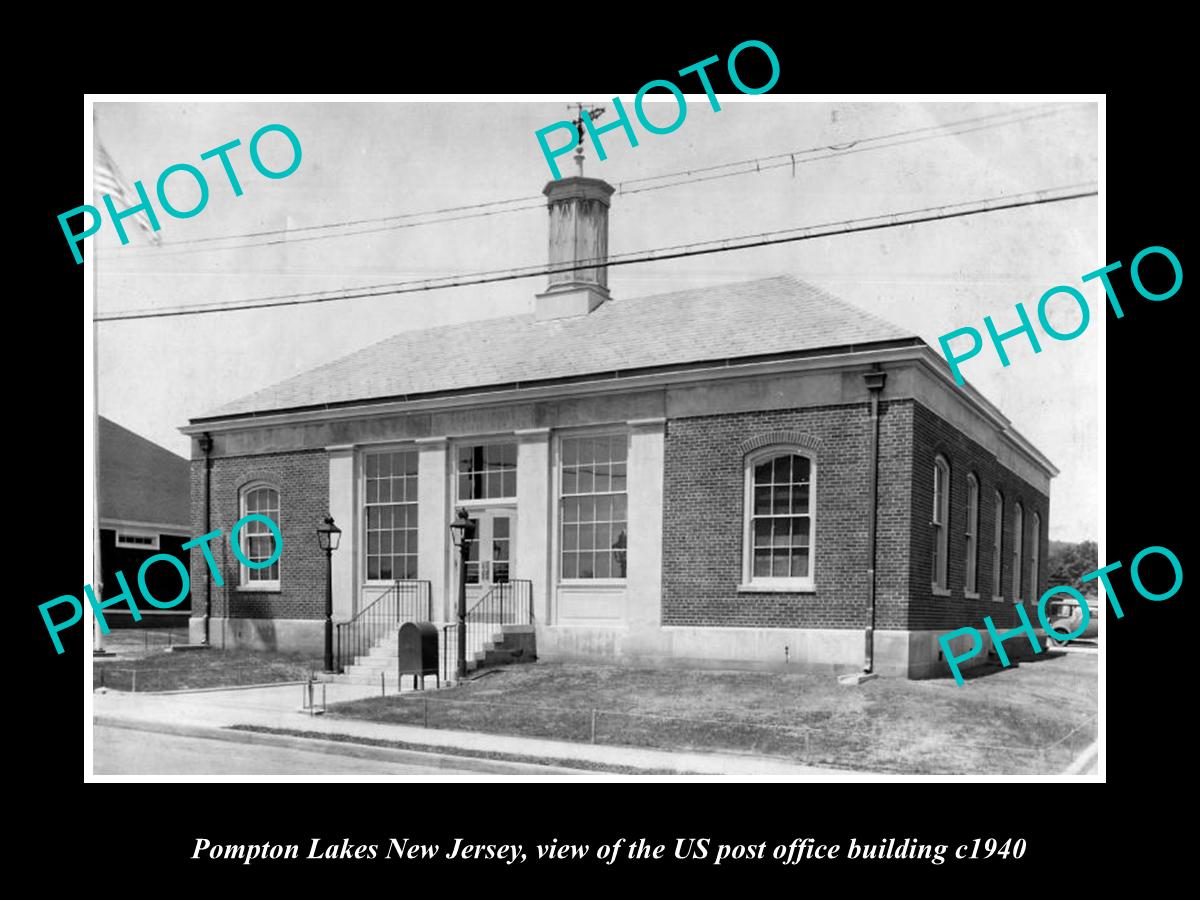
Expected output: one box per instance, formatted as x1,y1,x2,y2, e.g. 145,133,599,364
94,649,324,693
325,651,1097,774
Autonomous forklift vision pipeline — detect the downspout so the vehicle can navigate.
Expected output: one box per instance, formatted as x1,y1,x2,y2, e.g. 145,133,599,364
198,432,214,644
863,368,887,673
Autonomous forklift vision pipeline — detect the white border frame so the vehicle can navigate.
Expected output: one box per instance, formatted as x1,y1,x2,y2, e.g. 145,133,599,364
82,91,1106,786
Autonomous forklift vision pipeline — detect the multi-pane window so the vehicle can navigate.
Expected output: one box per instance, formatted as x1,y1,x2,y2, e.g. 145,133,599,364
457,443,517,500
1012,502,1025,602
365,450,419,581
992,490,1004,599
560,435,628,580
748,452,813,582
932,456,950,590
965,473,980,595
240,484,280,585
1031,512,1042,602
115,531,159,550
491,517,511,583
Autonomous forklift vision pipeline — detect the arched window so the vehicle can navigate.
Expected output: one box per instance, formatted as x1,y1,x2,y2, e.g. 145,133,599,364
932,455,951,592
743,449,815,589
1030,511,1042,602
1012,502,1025,602
239,482,281,588
965,473,980,596
992,490,1004,600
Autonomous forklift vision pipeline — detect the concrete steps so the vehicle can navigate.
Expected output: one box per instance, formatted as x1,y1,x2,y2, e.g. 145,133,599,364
331,621,524,686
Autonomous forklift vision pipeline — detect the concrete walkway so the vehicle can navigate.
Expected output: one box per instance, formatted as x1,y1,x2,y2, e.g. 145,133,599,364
92,683,852,777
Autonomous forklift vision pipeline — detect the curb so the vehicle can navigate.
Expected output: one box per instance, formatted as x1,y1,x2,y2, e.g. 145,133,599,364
93,715,633,776
1062,740,1099,775
96,680,309,696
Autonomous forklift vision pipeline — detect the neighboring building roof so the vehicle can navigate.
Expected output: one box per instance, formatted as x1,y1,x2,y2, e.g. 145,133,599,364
201,275,919,420
98,417,191,529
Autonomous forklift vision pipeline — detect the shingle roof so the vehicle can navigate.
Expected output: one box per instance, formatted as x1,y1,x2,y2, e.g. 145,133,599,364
202,274,918,420
98,417,191,528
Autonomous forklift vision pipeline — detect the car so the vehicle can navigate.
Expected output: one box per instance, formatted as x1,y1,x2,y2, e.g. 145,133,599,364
1045,595,1099,645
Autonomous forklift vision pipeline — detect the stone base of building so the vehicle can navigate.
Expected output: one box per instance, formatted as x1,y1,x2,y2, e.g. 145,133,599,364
187,617,326,654
538,624,1050,680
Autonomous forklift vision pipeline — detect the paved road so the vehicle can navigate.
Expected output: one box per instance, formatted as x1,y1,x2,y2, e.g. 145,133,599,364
94,725,480,775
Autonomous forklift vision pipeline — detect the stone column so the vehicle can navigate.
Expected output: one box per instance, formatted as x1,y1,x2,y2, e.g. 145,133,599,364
327,445,356,622
515,428,552,623
626,418,665,638
416,437,449,620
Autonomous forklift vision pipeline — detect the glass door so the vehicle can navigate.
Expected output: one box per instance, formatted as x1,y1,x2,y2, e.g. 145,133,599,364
462,509,515,608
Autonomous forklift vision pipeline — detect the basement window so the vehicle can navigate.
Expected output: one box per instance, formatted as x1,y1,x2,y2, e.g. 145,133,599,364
115,530,159,550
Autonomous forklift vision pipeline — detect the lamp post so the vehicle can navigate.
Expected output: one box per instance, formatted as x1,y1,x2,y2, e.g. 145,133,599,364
448,508,475,681
316,514,342,673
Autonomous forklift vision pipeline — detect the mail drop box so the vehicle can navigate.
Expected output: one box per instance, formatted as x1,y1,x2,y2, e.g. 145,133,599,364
397,621,439,688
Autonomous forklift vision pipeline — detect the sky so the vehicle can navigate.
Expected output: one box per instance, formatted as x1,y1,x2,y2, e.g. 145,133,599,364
92,98,1099,541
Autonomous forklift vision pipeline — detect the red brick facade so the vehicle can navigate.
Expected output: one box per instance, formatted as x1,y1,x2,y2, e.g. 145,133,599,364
662,401,913,629
189,450,329,621
908,402,1049,634
661,399,1049,635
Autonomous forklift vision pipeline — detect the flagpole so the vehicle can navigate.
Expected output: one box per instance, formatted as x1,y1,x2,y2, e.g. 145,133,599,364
91,132,114,658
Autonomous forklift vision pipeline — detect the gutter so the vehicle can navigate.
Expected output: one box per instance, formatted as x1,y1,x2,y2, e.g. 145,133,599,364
198,432,214,644
863,367,887,673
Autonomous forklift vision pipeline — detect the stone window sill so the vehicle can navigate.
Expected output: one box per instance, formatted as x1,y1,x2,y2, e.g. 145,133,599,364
737,582,816,594
932,586,952,597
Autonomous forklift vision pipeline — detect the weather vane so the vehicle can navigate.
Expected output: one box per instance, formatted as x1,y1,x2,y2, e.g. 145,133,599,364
569,103,606,176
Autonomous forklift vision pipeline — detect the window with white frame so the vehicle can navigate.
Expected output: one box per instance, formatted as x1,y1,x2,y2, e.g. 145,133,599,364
457,442,517,500
1012,502,1025,602
239,483,280,587
1030,511,1041,602
115,530,159,550
560,434,628,580
932,455,951,591
365,450,419,581
744,449,814,587
992,490,1004,599
965,473,979,596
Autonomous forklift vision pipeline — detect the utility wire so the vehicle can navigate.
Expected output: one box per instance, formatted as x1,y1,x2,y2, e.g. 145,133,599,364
613,103,1078,192
98,103,1085,261
619,107,1078,196
94,182,1097,323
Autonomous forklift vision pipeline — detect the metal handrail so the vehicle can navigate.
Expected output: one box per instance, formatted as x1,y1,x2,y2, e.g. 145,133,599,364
442,579,533,683
335,579,431,673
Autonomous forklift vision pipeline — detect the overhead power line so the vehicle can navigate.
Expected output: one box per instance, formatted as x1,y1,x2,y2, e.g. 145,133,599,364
99,103,1086,261
94,182,1097,323
615,104,1080,194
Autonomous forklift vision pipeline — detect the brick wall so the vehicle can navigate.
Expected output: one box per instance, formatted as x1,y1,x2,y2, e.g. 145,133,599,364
189,449,329,621
908,401,1050,633
661,401,913,629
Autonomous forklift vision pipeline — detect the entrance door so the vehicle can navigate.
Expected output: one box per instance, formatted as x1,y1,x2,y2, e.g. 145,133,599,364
462,508,515,608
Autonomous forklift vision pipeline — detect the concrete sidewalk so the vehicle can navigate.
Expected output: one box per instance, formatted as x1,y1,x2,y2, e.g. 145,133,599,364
92,683,852,777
